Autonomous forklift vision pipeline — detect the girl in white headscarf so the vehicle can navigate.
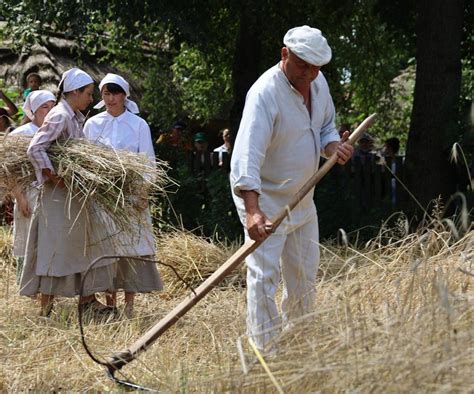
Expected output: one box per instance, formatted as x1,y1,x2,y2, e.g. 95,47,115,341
9,90,56,282
84,73,163,318
20,68,117,317
10,90,56,136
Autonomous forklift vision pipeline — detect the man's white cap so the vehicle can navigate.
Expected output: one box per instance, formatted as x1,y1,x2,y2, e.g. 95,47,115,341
94,73,139,114
59,67,94,93
23,90,56,120
283,25,332,66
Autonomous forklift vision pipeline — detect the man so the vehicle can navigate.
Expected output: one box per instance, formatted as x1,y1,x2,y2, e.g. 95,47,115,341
230,25,353,350
155,121,191,169
191,131,211,175
353,132,375,162
156,121,186,147
193,131,209,154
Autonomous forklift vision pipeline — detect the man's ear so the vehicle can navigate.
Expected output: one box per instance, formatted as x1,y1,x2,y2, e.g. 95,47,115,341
281,47,289,61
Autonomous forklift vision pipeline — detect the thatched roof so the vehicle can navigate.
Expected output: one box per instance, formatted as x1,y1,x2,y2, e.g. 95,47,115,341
0,25,143,99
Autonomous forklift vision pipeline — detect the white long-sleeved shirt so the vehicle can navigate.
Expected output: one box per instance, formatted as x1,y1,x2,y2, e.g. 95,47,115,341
83,110,155,164
230,64,340,230
84,110,156,256
9,122,39,137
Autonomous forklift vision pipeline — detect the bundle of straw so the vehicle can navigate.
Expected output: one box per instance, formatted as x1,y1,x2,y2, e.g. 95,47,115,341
0,135,172,227
156,229,245,294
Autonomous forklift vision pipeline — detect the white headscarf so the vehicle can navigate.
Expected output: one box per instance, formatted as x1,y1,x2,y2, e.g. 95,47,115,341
59,67,94,93
23,90,56,120
94,73,139,114
283,25,332,66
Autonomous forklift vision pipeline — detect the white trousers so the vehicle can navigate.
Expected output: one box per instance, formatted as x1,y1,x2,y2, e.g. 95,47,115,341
245,212,320,349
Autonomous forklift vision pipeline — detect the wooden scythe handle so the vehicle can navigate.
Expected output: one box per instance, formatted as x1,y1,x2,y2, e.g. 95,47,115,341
107,113,377,371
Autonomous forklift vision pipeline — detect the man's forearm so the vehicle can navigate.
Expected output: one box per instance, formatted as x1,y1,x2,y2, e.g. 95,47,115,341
240,190,260,214
324,141,339,157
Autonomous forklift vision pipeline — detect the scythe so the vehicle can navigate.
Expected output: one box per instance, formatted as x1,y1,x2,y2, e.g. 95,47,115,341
79,113,377,389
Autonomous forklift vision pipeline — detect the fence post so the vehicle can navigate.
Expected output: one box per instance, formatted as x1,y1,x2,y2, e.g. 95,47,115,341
211,152,220,170
221,152,231,171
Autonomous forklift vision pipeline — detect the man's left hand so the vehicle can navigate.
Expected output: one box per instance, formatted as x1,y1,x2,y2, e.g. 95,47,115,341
336,131,354,165
325,131,354,165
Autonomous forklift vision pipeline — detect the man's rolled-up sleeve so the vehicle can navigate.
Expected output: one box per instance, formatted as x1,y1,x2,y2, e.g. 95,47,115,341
231,90,274,197
319,77,340,155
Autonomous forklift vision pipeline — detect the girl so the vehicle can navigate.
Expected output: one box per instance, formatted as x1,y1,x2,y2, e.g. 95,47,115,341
9,90,56,282
84,73,163,318
20,68,116,316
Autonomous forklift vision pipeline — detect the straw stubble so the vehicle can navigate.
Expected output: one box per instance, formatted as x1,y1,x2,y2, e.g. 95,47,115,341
1,223,473,392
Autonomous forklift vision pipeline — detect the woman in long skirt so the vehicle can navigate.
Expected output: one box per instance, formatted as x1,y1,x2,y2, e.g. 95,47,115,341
9,90,56,283
84,73,163,317
20,68,117,316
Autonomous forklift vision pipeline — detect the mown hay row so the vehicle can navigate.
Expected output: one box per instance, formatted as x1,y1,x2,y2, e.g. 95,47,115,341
156,229,245,294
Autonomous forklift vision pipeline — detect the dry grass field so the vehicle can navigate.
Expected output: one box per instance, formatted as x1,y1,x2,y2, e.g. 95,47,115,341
1,221,473,392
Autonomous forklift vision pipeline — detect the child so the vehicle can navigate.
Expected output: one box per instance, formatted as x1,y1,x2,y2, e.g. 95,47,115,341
23,73,42,99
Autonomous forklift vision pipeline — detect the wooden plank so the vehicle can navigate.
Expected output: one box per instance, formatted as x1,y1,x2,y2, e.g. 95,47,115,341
373,156,383,206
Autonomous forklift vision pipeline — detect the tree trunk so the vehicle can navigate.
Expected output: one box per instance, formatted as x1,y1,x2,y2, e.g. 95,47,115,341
229,1,262,139
404,0,464,214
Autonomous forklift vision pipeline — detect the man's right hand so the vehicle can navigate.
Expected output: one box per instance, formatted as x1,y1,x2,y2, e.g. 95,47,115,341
241,190,273,242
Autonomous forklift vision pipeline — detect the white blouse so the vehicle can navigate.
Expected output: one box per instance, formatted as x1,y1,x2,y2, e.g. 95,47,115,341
84,109,156,256
84,110,155,164
9,122,39,137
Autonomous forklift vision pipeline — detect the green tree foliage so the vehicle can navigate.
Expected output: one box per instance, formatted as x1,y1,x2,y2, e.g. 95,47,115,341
1,0,471,237
171,43,232,122
1,0,418,134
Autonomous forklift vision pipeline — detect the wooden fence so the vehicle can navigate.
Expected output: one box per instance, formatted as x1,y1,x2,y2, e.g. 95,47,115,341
1,152,405,229
188,151,405,210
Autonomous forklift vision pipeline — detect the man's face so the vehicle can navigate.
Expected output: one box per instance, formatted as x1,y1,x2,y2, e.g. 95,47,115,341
170,128,181,144
358,138,372,153
194,140,208,152
281,47,320,89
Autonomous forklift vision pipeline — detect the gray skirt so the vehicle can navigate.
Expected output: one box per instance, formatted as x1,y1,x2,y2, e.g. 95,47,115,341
19,261,116,297
19,184,117,297
114,256,163,293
